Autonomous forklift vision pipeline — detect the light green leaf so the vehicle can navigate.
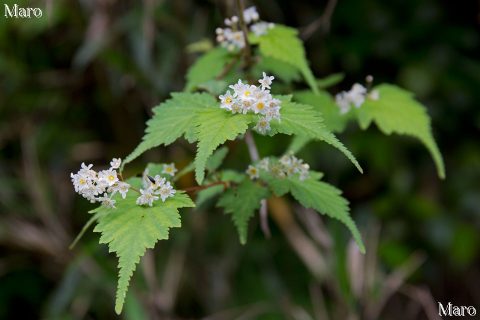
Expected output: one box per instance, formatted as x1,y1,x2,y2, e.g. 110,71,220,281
253,55,301,84
358,84,445,178
123,93,217,166
271,101,362,173
196,184,224,207
316,73,345,89
93,178,194,314
217,179,269,244
256,25,318,93
294,90,350,133
185,47,232,91
194,108,252,184
264,174,365,253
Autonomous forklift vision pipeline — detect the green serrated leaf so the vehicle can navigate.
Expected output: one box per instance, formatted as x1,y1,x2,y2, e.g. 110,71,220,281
217,179,269,244
92,178,194,314
264,174,365,253
294,90,350,133
196,184,224,207
316,73,345,89
123,93,217,167
271,100,362,173
185,47,232,91
254,55,301,84
256,25,318,93
358,84,445,178
194,109,252,184
220,169,246,183
289,178,365,253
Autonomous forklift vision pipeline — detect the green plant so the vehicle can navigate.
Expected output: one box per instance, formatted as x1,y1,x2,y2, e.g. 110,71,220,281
69,2,444,314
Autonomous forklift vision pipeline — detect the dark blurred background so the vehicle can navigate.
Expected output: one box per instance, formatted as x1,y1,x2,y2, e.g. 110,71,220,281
0,0,479,319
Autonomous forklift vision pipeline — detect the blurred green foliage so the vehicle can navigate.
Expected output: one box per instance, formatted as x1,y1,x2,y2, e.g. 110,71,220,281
0,0,478,319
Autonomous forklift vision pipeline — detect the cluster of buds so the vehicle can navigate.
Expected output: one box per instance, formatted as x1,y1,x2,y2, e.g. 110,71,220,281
246,154,310,181
219,73,281,135
70,158,129,208
335,75,380,114
215,6,274,51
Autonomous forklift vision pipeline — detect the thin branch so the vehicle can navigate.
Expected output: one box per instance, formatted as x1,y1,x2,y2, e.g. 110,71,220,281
182,180,230,194
216,53,241,80
235,0,253,70
259,200,271,238
400,285,442,320
244,131,260,161
244,131,271,237
301,0,338,40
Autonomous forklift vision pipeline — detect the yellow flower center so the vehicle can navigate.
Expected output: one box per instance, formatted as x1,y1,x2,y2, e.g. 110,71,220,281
108,175,115,181
244,91,251,97
225,97,232,104
79,179,86,185
257,102,265,110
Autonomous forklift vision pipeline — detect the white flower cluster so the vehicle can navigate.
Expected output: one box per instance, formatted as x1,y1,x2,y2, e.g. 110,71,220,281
70,158,129,208
137,166,177,207
215,6,274,51
335,77,380,114
246,154,310,181
219,73,281,135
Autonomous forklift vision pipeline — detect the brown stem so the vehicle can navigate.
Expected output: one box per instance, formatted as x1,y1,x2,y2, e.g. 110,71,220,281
216,53,241,80
301,0,338,40
182,180,230,194
235,0,254,74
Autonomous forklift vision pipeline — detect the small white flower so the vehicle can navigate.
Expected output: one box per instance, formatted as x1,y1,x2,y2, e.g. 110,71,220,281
250,21,273,36
162,163,177,177
259,158,270,171
258,72,274,90
255,117,271,135
153,175,166,188
110,158,121,169
229,79,245,96
279,154,292,167
98,169,118,187
219,91,235,110
252,99,268,114
243,6,259,24
109,181,130,199
156,182,176,202
335,92,352,114
136,189,158,207
265,105,281,121
348,83,367,108
369,89,380,101
70,172,90,192
237,84,257,101
98,194,116,208
246,165,260,180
